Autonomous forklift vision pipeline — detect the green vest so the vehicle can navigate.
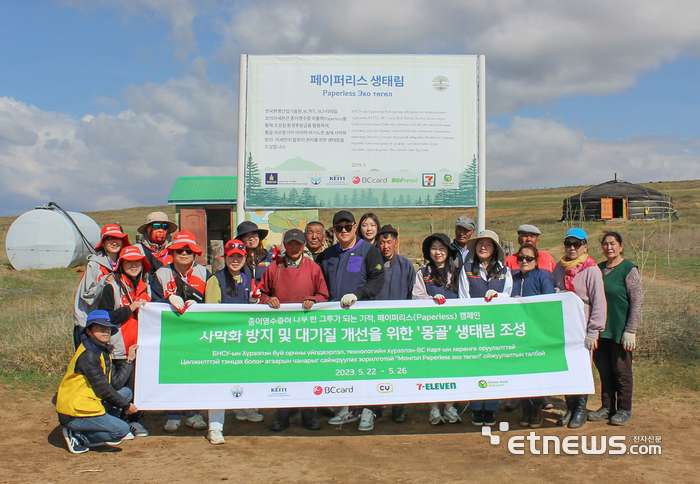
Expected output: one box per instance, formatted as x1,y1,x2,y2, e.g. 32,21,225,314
598,259,636,343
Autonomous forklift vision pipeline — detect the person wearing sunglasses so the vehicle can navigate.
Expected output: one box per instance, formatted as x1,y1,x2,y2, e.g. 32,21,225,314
553,227,607,429
511,243,555,428
136,211,178,275
203,238,264,444
316,210,385,429
151,231,210,433
73,223,130,349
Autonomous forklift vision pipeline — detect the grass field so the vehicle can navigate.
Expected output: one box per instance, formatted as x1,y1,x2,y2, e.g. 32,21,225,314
0,181,698,389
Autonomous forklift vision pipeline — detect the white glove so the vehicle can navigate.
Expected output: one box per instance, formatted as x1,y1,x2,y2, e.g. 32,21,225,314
622,332,636,351
585,336,598,350
185,300,197,308
341,293,358,308
433,294,446,305
484,289,498,302
168,295,185,311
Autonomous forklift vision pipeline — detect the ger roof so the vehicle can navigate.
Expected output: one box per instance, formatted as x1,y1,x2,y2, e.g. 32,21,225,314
168,176,237,204
566,180,667,200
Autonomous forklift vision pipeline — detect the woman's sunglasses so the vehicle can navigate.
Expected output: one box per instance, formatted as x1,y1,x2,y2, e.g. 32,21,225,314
517,256,536,262
334,224,354,233
564,240,584,249
151,223,169,230
226,242,245,251
174,248,194,255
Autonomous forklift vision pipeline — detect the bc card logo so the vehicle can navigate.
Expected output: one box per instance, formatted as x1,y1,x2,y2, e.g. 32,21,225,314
231,385,244,398
422,173,436,187
313,385,323,395
265,173,278,185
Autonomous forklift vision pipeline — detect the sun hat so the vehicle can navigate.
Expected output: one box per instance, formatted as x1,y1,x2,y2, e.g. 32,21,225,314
283,228,306,244
467,229,505,262
222,239,246,257
236,221,269,240
516,224,541,236
137,211,178,235
564,228,588,241
116,245,151,274
376,224,399,238
455,216,476,231
332,210,356,225
421,233,456,262
83,310,119,336
95,224,130,250
168,231,203,255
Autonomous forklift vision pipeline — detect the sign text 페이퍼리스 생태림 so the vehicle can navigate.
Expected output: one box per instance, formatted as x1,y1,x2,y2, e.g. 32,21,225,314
134,293,593,410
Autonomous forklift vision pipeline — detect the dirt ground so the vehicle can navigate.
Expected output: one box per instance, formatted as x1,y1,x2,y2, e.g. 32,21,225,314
2,385,698,484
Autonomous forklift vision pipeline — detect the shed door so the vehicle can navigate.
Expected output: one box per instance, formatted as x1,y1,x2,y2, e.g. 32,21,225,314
601,198,613,219
179,208,207,265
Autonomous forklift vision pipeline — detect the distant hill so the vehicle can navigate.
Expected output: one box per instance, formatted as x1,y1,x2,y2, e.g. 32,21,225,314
265,156,326,171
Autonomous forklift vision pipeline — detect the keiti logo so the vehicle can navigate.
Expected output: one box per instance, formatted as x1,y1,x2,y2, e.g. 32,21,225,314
376,383,394,393
265,173,278,185
416,382,457,391
309,173,322,185
313,385,323,395
230,385,244,398
422,173,436,187
352,176,361,184
268,385,289,398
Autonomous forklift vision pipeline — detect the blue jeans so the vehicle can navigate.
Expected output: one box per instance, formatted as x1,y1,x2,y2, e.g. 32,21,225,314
471,399,499,411
167,410,199,420
65,387,132,447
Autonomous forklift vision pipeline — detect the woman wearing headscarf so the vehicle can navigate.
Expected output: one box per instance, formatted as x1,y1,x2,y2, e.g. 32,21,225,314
552,228,607,429
588,232,642,426
413,233,461,425
458,230,512,427
73,224,130,348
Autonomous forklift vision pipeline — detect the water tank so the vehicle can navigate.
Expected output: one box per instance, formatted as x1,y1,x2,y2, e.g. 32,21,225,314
5,207,101,270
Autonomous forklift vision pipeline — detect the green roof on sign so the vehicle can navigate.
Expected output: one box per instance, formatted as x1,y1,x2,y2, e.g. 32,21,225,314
168,176,237,204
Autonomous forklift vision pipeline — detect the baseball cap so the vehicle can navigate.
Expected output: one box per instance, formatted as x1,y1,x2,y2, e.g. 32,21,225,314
333,210,355,225
565,228,588,241
517,224,541,235
168,231,203,255
455,216,475,231
283,228,306,244
117,245,151,273
223,239,246,257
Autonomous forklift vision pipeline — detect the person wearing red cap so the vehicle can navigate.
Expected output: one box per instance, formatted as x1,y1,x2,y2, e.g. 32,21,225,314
151,231,210,432
203,239,263,444
73,223,130,348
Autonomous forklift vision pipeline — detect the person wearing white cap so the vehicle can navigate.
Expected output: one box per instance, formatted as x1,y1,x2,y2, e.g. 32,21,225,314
136,211,178,275
458,229,513,427
451,216,475,269
503,224,556,275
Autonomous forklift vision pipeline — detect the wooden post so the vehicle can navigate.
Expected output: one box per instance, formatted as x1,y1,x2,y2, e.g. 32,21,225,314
210,240,224,274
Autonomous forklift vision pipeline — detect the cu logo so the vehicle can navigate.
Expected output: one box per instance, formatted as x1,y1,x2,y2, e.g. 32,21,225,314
313,385,323,395
377,383,393,393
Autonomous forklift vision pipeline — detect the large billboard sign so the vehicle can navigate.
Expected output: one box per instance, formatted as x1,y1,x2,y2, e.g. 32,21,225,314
240,55,482,209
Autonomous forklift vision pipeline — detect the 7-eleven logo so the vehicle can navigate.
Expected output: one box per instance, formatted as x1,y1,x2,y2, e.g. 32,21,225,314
422,173,436,187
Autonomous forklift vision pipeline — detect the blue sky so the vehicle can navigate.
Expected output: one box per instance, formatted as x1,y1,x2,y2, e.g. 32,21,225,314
1,0,699,215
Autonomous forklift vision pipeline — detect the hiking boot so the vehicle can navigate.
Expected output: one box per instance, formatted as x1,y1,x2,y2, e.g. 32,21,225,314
186,414,207,430
429,407,444,425
130,421,149,437
328,406,359,425
358,408,375,431
471,410,484,426
207,430,225,445
235,409,264,422
63,428,89,454
271,409,292,431
587,407,611,422
164,418,181,432
301,408,321,431
519,401,531,427
443,406,461,424
483,410,497,426
568,395,588,429
529,405,543,429
610,410,631,426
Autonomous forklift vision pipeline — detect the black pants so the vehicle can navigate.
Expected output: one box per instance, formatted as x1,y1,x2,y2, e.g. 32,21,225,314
593,337,633,412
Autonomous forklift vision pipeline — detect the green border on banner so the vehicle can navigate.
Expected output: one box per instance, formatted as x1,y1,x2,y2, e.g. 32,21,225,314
158,301,567,384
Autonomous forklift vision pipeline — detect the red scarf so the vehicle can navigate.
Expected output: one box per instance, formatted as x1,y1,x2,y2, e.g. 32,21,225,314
562,254,597,292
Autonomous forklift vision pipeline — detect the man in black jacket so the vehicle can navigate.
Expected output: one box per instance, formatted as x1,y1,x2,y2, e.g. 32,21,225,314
55,310,138,453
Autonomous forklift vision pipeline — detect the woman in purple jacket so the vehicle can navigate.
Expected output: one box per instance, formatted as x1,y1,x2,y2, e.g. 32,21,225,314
553,228,607,429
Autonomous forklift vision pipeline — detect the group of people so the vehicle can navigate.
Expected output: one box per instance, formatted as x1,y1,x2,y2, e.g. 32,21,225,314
56,209,642,453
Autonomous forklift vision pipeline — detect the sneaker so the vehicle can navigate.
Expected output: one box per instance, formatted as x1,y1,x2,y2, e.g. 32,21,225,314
587,407,611,422
186,414,207,430
207,430,226,445
542,397,554,410
104,439,123,447
122,432,135,440
62,428,89,454
130,421,149,437
471,410,484,426
328,407,360,425
234,409,264,422
164,418,181,432
443,406,461,424
358,408,375,431
429,407,444,425
483,410,497,426
610,410,631,426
